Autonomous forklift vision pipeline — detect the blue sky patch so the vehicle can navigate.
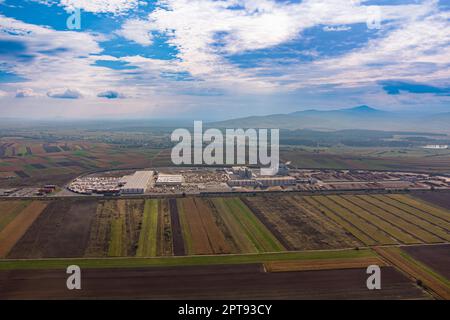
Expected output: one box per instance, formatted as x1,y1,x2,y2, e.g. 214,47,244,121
380,81,450,96
93,60,138,70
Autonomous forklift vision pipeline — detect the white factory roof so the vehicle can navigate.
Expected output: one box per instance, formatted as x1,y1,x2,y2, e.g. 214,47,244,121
156,174,184,183
423,145,448,149
121,171,154,190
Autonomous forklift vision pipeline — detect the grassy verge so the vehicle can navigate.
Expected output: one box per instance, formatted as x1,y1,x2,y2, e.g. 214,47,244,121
0,248,374,270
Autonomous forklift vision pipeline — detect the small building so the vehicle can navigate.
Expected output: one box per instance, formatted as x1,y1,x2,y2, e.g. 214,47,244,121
156,174,184,186
120,171,154,194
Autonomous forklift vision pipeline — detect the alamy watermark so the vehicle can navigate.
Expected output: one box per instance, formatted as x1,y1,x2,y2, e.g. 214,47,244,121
66,8,81,30
171,121,279,176
366,6,382,30
66,265,81,290
366,265,381,290
65,5,382,31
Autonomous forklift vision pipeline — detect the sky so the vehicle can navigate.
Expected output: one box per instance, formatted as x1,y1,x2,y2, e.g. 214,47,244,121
0,0,449,120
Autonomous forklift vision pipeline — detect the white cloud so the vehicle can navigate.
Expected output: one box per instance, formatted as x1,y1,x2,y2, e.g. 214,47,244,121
15,88,39,98
59,0,140,14
0,15,130,97
2,0,450,117
300,9,450,89
117,19,153,46
140,0,436,92
47,88,83,99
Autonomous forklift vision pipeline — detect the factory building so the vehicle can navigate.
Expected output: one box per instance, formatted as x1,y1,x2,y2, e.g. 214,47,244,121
156,174,184,186
256,176,296,187
120,170,154,194
227,179,259,187
227,176,296,187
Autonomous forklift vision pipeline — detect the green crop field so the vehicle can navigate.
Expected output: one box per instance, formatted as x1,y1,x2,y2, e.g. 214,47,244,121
108,215,125,257
136,200,159,257
223,198,285,252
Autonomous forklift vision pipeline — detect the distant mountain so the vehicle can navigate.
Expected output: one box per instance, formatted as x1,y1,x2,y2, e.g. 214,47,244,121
210,106,450,133
290,105,385,116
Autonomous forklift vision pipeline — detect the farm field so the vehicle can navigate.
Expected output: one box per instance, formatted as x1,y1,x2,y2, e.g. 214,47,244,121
243,195,361,250
402,244,450,279
412,191,450,211
359,195,450,241
4,197,283,259
0,248,376,270
136,200,159,257
307,195,397,245
303,194,450,246
385,194,450,223
0,264,429,300
7,200,144,259
281,147,450,173
0,201,48,258
177,198,231,255
157,199,174,256
264,256,386,272
8,200,98,259
107,200,144,257
0,138,164,188
0,201,30,232
218,198,285,253
375,246,450,300
2,193,449,261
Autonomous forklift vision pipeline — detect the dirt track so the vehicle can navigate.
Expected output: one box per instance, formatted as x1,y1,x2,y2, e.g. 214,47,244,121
0,264,429,300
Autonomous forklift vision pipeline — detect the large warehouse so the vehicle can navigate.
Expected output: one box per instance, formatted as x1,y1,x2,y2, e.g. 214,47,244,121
120,170,154,194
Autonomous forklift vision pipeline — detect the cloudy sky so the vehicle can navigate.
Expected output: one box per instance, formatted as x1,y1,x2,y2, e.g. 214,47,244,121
0,0,449,120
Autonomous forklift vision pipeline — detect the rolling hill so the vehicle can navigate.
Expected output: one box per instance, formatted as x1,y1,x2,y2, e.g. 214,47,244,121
211,106,450,133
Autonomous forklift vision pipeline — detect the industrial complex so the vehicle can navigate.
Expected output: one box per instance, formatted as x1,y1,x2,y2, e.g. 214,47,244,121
61,164,450,197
